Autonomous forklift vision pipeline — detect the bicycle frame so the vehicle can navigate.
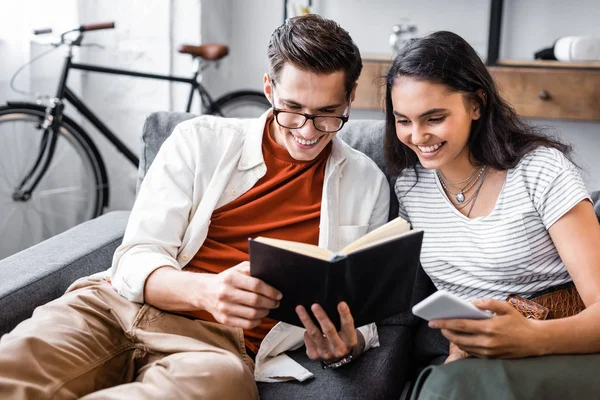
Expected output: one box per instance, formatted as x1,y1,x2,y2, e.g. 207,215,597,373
62,52,222,166
12,48,222,198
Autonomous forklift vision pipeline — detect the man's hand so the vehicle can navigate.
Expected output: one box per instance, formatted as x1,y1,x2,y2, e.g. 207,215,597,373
295,301,361,362
204,261,282,330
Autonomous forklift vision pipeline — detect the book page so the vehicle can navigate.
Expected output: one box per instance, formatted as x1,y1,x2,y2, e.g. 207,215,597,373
252,237,335,261
339,217,412,255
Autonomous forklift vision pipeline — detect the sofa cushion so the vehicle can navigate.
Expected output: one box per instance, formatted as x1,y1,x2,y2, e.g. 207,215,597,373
0,211,130,336
138,112,197,192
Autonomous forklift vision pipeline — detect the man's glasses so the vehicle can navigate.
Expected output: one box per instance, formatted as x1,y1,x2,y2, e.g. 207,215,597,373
271,91,349,133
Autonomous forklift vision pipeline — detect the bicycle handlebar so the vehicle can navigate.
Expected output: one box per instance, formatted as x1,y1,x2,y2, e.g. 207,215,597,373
32,22,115,36
33,28,53,35
80,22,115,32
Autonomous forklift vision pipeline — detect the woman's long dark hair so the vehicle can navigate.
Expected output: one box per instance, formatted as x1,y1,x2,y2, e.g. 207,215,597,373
384,31,571,176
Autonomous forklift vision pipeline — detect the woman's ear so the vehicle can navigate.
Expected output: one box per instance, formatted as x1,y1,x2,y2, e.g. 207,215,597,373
471,90,486,120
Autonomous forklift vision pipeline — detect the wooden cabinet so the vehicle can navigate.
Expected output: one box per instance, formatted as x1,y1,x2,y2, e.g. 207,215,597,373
489,63,600,122
356,58,600,122
354,59,390,110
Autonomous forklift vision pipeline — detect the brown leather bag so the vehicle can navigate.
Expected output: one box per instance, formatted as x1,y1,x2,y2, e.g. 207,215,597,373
506,283,585,320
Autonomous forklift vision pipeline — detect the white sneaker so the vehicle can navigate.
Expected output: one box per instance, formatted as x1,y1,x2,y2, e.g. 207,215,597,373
554,36,600,61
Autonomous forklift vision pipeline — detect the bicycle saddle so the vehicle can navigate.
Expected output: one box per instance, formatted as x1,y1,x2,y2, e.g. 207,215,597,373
178,44,229,61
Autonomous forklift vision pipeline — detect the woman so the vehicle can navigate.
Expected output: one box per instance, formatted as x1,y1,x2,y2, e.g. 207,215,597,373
384,31,600,399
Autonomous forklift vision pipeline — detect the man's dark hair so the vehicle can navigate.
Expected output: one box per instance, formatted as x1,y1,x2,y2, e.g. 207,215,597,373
267,14,362,96
384,30,571,176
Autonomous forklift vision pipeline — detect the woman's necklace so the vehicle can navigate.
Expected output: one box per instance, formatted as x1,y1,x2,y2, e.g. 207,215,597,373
437,166,486,203
459,166,489,217
465,168,489,217
438,166,481,186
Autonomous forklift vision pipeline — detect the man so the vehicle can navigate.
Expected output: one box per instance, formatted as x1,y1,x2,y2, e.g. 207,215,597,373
0,14,389,398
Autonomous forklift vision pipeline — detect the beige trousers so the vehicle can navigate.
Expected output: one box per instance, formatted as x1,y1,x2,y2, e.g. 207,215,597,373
0,277,258,400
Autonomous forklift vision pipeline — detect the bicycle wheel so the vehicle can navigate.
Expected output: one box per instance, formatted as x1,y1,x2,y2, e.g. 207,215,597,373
0,105,108,259
210,90,271,118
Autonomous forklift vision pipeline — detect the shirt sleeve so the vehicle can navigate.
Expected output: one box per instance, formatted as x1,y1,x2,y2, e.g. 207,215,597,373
357,323,380,352
367,173,391,232
394,176,410,223
533,150,591,229
110,124,196,303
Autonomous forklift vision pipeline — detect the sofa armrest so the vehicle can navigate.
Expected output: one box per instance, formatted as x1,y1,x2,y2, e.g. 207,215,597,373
0,211,130,336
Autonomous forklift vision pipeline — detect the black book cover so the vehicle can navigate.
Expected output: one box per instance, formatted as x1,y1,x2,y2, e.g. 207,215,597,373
249,230,423,330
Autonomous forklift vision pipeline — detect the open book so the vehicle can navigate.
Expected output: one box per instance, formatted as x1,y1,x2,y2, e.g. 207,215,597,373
249,217,423,329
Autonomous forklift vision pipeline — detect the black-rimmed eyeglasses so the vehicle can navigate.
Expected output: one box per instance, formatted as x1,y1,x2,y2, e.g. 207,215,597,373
271,91,349,133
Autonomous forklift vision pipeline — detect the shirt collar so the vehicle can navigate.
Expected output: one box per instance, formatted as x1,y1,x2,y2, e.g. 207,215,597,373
237,109,272,171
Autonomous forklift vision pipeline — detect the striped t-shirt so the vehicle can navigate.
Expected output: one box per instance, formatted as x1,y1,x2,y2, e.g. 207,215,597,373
395,147,590,301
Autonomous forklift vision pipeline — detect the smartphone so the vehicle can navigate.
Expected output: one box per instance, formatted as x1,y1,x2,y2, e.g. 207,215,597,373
412,290,493,321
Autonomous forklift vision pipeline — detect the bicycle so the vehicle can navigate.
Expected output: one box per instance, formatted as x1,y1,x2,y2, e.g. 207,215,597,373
0,22,271,259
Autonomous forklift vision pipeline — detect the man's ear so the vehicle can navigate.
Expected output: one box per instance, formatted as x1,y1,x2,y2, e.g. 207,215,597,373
263,74,274,105
349,83,358,104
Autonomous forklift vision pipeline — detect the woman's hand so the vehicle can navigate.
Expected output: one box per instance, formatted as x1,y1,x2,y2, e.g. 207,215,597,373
445,341,470,363
296,301,360,362
430,298,542,359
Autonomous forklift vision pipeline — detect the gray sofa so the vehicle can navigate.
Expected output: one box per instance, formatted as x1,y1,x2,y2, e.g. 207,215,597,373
0,112,446,399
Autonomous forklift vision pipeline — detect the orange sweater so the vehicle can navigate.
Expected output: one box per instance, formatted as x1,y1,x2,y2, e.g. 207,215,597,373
184,120,331,353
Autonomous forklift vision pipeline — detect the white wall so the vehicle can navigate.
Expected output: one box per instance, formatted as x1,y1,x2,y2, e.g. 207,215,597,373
200,0,233,99
0,0,79,105
77,0,201,211
204,0,600,189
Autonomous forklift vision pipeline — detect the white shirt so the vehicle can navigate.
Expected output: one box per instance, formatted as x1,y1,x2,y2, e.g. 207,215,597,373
108,111,390,381
395,147,590,301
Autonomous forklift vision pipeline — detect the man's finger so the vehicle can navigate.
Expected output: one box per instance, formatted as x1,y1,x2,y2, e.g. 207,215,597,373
217,314,262,330
303,331,320,360
311,304,340,339
230,270,282,301
296,305,328,345
310,304,351,358
228,287,280,310
337,301,355,335
232,261,251,275
296,305,320,333
223,303,271,320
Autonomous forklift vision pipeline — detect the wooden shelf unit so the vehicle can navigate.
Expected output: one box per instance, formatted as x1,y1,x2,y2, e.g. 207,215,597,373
497,59,600,69
356,57,600,122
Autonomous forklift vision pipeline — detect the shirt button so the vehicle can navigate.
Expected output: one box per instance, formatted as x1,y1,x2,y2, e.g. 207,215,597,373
240,161,247,167
182,255,189,261
232,189,237,196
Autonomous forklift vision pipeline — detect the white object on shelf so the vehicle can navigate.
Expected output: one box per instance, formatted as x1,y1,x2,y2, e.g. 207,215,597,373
555,36,600,61
389,23,417,55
